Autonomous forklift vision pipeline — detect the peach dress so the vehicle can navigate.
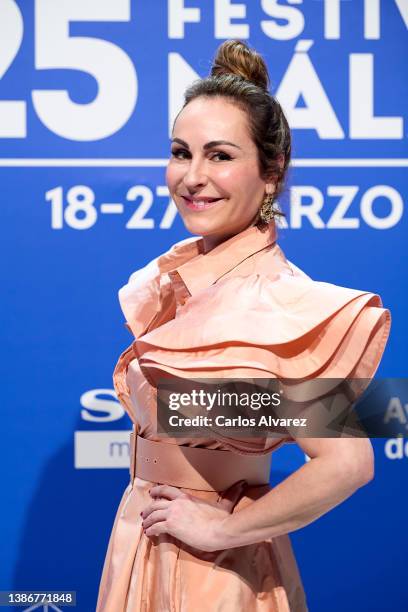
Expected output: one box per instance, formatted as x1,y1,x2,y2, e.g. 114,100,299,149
96,221,391,611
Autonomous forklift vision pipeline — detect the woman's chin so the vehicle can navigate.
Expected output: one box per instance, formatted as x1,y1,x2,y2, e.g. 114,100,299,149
180,215,222,237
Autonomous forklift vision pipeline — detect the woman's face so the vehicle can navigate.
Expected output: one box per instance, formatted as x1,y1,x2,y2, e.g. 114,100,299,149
166,96,274,251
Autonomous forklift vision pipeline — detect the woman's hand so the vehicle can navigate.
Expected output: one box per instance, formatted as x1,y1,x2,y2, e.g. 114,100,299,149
141,480,246,552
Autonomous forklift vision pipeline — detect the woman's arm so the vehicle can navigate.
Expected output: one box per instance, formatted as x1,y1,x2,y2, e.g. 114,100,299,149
217,437,374,549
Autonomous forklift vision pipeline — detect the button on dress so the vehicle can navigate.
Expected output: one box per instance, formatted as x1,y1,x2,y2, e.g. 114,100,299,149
96,221,391,611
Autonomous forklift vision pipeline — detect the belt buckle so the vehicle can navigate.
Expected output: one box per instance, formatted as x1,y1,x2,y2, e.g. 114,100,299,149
129,427,137,485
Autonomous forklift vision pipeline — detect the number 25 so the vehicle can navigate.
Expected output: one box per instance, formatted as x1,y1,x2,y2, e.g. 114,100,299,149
0,0,137,140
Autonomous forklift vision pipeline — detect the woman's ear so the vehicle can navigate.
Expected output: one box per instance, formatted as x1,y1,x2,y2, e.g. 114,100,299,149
276,153,285,171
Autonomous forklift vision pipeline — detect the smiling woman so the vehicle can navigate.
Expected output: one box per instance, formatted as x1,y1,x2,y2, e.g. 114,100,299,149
167,97,271,249
96,40,391,612
166,47,289,251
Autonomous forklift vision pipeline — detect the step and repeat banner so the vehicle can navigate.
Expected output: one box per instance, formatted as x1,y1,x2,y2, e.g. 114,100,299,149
1,1,407,611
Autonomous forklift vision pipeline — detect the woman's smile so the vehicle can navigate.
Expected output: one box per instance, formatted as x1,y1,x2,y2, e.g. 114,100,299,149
181,195,225,211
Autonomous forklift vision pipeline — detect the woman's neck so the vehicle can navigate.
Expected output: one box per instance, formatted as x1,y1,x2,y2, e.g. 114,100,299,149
201,213,260,254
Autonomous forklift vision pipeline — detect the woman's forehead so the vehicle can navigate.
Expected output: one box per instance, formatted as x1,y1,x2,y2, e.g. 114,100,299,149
173,97,252,143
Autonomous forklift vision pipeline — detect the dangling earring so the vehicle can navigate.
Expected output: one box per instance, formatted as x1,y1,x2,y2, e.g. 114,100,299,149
259,193,275,224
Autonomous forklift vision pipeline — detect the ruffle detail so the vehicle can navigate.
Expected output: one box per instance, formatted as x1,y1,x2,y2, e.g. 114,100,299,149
117,236,203,337
118,257,162,338
131,272,391,401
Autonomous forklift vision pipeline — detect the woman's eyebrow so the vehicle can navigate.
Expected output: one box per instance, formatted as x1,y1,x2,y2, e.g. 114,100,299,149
171,138,242,150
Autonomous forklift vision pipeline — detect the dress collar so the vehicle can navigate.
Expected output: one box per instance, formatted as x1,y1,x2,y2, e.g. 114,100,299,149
159,221,278,299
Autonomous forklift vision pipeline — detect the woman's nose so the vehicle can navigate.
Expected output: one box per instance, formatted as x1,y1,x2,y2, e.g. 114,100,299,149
182,159,208,189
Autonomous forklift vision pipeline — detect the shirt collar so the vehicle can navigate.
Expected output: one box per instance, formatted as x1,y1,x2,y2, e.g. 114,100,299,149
158,221,278,298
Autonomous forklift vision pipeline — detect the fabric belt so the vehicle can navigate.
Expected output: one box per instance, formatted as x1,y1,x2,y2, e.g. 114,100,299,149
129,429,272,492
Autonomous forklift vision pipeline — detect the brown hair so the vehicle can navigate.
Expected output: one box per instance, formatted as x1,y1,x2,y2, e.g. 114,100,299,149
180,39,291,225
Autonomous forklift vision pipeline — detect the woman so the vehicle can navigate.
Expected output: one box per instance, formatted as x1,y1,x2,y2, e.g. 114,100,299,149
96,40,391,611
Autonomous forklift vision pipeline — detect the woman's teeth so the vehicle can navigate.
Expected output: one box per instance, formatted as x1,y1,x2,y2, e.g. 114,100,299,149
183,197,223,210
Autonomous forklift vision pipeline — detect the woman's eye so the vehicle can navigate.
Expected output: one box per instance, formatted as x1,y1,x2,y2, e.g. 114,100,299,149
170,149,231,161
171,149,189,159
211,152,231,161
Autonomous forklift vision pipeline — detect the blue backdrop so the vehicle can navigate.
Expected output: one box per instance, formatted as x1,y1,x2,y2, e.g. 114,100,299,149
1,1,407,610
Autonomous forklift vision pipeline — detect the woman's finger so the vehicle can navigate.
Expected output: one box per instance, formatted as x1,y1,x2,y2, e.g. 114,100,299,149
142,509,168,531
144,519,168,538
141,499,170,519
149,484,188,500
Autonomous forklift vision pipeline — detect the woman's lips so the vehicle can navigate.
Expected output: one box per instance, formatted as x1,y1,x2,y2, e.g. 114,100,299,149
181,196,224,211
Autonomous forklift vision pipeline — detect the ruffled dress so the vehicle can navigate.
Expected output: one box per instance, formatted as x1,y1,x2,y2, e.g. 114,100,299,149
96,221,391,611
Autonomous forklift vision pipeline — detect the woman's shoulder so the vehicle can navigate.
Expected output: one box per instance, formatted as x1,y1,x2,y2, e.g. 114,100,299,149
148,258,390,342
137,256,391,390
182,245,385,323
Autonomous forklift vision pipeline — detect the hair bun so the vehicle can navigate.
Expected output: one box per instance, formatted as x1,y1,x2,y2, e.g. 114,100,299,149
210,40,270,91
